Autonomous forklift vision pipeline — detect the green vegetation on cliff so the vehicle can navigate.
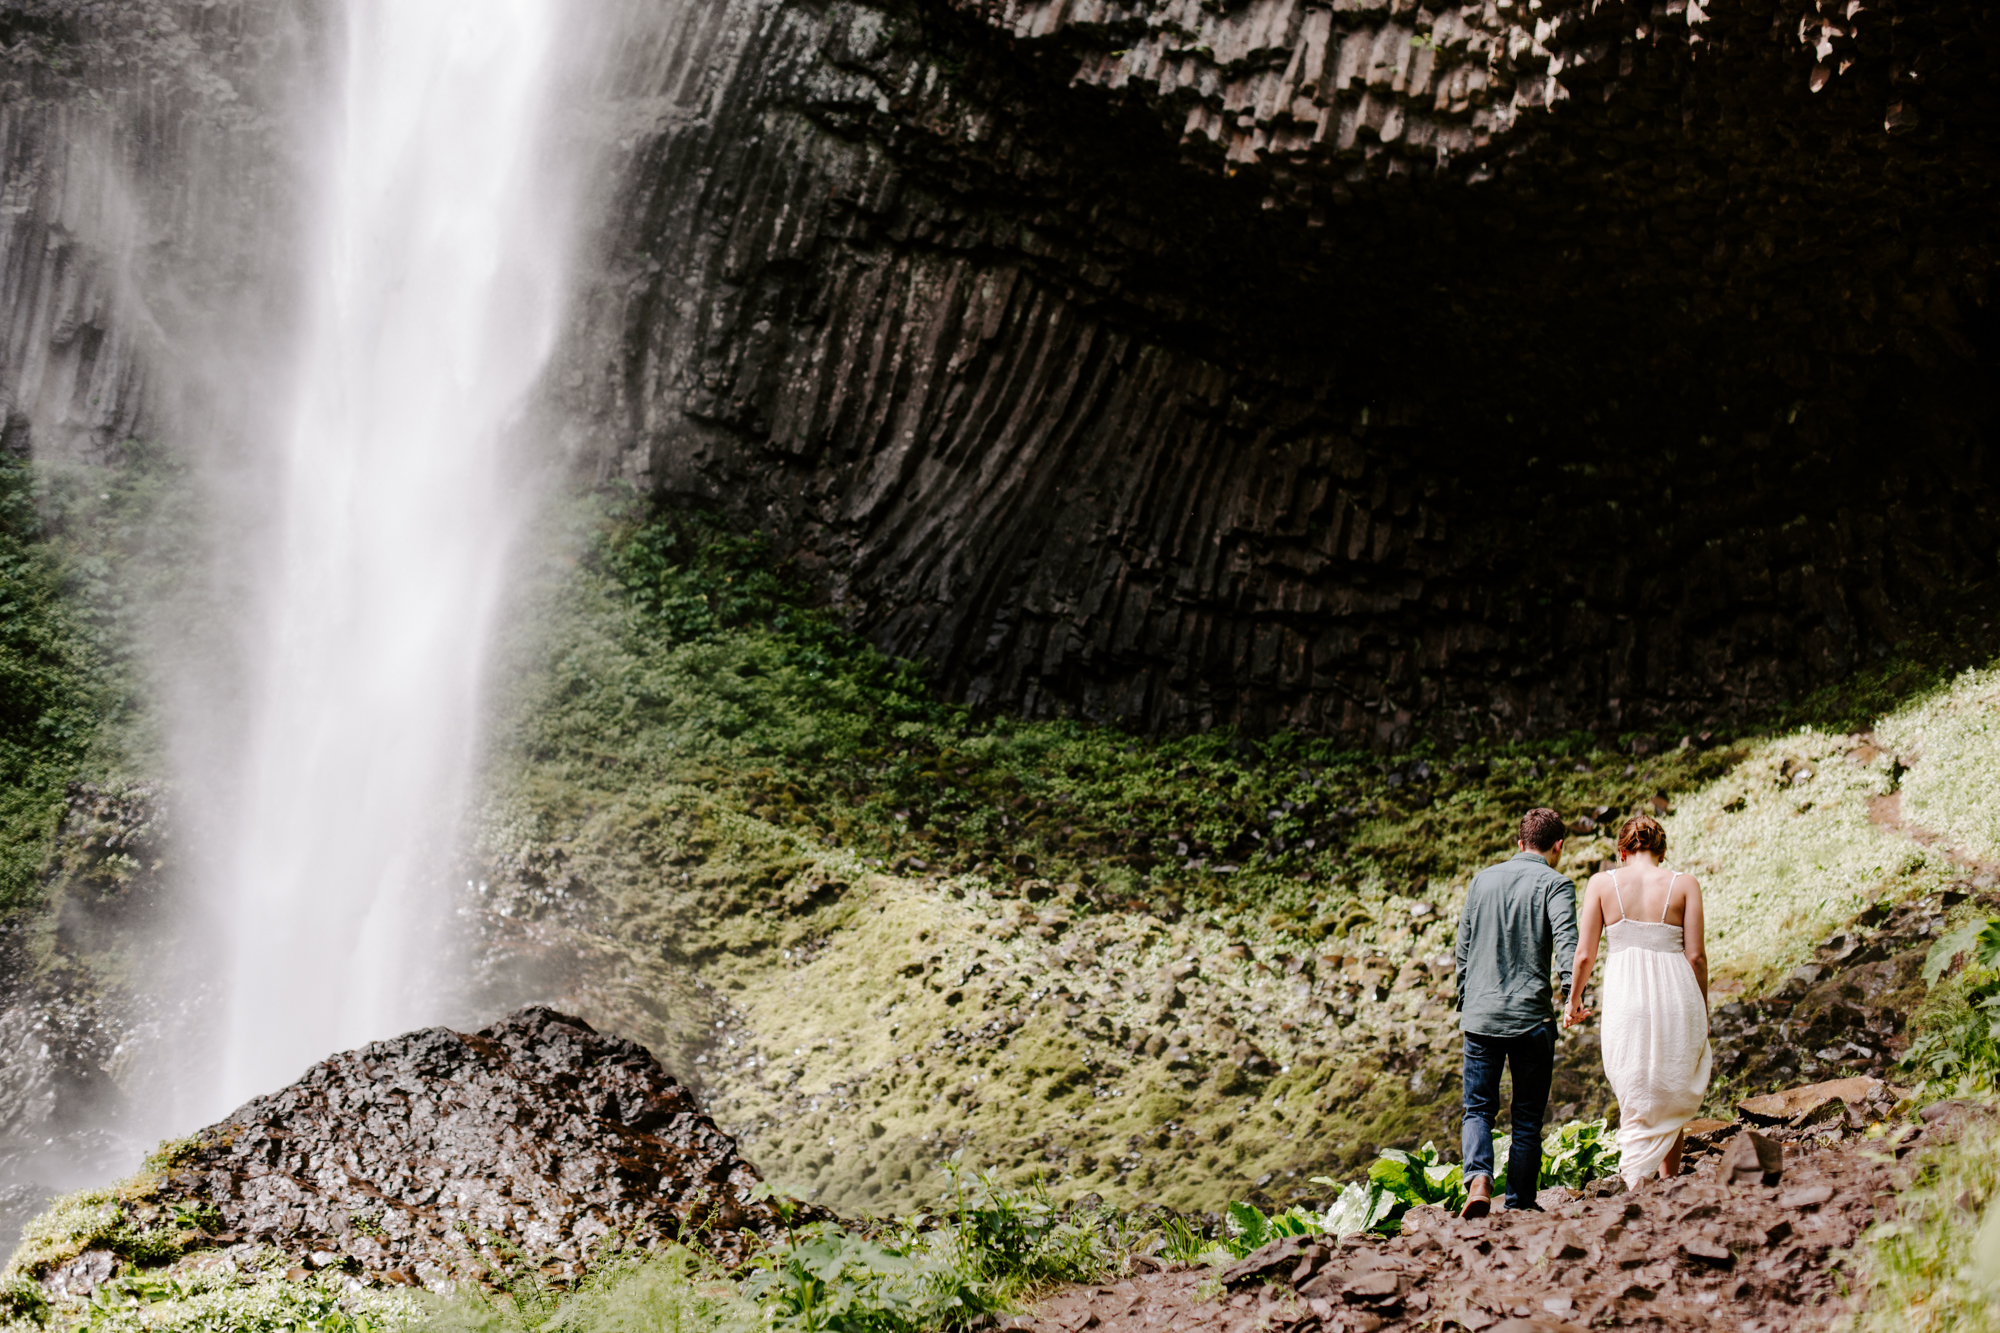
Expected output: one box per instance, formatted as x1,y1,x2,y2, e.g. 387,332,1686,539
0,453,107,915
0,445,199,918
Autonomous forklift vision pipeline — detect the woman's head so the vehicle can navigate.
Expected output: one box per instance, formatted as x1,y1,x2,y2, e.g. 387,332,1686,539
1617,814,1668,861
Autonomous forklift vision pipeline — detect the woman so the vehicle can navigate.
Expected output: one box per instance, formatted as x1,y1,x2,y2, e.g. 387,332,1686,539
1564,814,1712,1186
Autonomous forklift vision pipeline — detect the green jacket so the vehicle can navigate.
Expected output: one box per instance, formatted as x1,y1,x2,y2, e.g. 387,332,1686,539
1454,850,1579,1037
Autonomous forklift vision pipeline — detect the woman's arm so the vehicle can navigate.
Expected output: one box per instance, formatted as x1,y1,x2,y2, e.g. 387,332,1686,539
1566,876,1604,1026
1682,875,1709,1001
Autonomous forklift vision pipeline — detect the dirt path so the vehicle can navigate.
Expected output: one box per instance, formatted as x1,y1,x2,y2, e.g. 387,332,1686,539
1019,1107,1990,1333
1865,787,2000,883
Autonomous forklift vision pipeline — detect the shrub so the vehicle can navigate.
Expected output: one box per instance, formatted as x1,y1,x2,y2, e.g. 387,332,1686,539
1853,1119,2000,1333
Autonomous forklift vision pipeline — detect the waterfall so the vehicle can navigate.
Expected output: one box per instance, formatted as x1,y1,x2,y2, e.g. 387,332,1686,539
209,0,572,1113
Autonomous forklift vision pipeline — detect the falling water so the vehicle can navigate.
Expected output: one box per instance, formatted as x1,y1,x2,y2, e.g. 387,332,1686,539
210,0,572,1113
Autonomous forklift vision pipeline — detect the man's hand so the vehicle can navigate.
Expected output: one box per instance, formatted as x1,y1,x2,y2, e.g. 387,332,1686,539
1564,1002,1592,1029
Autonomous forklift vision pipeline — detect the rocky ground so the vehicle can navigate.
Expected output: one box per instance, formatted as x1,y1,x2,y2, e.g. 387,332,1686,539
1019,1094,1990,1333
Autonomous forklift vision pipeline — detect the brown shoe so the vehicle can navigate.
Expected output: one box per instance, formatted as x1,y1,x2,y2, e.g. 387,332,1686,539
1460,1175,1492,1220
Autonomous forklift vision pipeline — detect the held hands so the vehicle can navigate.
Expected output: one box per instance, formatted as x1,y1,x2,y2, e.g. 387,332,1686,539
1564,1002,1593,1029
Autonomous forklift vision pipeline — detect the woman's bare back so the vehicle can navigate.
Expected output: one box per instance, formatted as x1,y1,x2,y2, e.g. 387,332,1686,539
1593,863,1691,926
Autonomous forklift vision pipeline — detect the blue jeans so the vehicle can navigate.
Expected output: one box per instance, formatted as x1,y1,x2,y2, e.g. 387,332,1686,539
1461,1021,1556,1211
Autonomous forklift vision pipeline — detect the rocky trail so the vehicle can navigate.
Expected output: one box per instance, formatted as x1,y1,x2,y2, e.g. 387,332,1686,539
1021,1096,1991,1333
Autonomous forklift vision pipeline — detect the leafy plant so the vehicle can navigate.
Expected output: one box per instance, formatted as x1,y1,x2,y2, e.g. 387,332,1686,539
1922,917,2000,986
1539,1118,1621,1190
1156,1216,1212,1264
1206,1123,1618,1259
1901,915,2000,1100
1219,1201,1318,1258
1314,1180,1400,1239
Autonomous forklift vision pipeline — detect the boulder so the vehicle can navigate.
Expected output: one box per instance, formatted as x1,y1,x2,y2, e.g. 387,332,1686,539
1738,1076,1902,1126
152,1007,821,1280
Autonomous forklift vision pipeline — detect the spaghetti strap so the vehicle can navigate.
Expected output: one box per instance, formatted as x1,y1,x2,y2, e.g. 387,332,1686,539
1662,872,1680,923
1609,868,1629,923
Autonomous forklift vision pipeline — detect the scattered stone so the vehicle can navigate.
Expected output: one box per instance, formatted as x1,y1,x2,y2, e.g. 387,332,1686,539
41,1249,115,1299
1720,1130,1784,1186
1778,1184,1835,1209
1682,1237,1734,1266
1739,1075,1898,1125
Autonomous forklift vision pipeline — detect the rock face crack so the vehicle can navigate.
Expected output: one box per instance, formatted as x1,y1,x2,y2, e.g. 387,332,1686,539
156,1007,822,1278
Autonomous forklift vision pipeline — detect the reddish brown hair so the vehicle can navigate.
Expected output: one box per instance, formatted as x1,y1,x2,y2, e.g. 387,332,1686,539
1617,814,1669,859
1518,807,1567,851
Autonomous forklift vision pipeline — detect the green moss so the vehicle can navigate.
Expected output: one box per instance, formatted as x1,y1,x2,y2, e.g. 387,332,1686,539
3,1140,214,1281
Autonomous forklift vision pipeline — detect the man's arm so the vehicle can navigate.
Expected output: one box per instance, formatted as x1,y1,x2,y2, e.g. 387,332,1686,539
1548,874,1580,1006
1455,884,1476,1011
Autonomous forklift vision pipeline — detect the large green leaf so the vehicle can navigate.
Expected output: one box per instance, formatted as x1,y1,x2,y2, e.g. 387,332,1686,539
1924,918,1999,985
1321,1181,1401,1238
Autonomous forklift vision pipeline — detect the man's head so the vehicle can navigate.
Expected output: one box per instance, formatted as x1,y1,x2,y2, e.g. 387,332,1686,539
1516,807,1567,864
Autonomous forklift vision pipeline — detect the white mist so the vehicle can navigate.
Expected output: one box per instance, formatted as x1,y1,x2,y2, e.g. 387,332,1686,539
211,0,571,1112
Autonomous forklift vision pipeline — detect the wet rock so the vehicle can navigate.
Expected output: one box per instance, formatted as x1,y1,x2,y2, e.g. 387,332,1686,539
41,1248,115,1299
151,1006,824,1277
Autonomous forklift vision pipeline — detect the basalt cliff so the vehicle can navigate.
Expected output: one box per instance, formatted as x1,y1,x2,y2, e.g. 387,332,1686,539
2,0,1994,743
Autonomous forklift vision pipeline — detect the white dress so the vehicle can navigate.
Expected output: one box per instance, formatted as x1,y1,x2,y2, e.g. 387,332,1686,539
1601,871,1713,1187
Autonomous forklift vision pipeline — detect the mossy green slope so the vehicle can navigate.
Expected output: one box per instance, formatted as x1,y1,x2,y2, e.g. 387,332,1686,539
470,495,1922,1217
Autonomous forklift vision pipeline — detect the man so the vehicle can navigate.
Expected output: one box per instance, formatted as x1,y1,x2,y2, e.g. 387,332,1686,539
1453,807,1579,1218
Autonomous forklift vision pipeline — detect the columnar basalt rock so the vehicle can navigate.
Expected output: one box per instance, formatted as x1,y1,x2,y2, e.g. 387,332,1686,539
2,0,1995,740
561,0,2000,740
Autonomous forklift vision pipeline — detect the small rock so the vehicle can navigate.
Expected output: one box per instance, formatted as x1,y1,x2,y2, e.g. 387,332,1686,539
41,1249,116,1299
1721,1130,1784,1186
1344,1270,1406,1303
1683,1237,1734,1267
1219,1235,1313,1287
1778,1185,1834,1210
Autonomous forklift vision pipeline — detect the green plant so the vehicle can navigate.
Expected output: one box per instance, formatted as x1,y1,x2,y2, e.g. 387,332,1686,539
932,1165,1109,1294
744,1224,996,1333
1218,1201,1317,1259
1852,1119,2000,1333
1902,920,2000,1100
1313,1180,1399,1239
0,451,105,914
414,1244,756,1333
0,1273,50,1327
1538,1118,1621,1190
1203,1122,1618,1259
1156,1216,1211,1264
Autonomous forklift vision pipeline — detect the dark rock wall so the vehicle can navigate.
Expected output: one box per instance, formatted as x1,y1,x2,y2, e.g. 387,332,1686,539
0,0,1993,741
0,2,301,466
560,0,1999,741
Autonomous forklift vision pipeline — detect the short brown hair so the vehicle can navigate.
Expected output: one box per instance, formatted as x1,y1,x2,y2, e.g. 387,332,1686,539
1617,814,1668,859
1518,808,1567,851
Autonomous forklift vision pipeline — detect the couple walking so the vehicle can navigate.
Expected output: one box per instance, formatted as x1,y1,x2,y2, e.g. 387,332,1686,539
1452,807,1711,1215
